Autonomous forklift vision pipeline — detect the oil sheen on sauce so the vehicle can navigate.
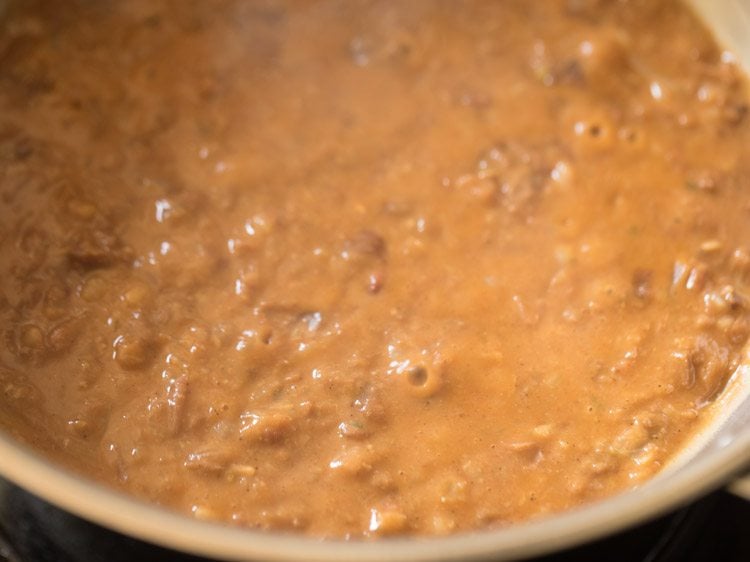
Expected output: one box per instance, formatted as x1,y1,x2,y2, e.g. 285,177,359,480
1,0,749,538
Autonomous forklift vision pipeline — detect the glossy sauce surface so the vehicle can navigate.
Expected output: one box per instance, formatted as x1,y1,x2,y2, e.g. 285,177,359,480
1,0,750,538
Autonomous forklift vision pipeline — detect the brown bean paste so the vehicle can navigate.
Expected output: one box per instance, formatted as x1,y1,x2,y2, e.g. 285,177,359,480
1,0,749,538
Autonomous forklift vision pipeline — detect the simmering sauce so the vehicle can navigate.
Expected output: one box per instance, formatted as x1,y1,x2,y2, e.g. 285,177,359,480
1,0,749,538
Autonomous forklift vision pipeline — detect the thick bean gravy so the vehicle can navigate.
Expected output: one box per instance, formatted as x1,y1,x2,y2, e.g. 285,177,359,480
1,0,749,538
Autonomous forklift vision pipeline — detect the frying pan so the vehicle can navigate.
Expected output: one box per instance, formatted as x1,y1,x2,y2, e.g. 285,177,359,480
0,1,748,560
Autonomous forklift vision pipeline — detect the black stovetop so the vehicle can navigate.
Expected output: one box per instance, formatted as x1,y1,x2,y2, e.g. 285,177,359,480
0,479,748,562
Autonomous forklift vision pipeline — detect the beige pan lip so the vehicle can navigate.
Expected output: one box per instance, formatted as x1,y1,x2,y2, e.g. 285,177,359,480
689,0,750,74
0,0,749,560
0,419,748,562
0,363,748,562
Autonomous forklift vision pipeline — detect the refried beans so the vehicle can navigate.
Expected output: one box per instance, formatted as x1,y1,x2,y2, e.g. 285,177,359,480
1,0,749,538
